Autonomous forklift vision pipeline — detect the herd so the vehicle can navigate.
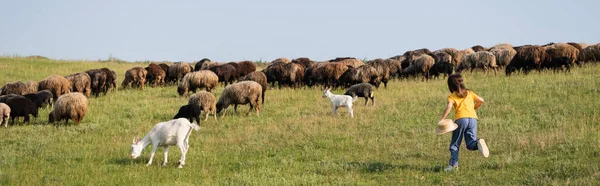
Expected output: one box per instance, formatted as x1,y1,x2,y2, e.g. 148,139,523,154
1,41,599,168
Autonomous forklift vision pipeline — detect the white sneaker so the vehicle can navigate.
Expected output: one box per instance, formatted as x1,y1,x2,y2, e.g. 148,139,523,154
478,139,490,158
444,165,458,171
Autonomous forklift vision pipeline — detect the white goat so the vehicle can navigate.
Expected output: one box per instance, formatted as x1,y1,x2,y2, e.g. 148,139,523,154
130,118,200,168
322,88,358,117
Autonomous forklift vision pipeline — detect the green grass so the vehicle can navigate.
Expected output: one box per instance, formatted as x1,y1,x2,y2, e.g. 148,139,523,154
1,56,599,185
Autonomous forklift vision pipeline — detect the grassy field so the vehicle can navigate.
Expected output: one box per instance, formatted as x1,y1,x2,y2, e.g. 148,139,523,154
0,56,599,185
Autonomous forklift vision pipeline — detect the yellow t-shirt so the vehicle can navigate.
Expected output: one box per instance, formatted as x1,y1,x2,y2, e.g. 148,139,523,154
447,90,479,119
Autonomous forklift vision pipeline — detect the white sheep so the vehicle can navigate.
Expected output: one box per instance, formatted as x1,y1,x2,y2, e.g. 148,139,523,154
130,118,200,168
322,88,358,117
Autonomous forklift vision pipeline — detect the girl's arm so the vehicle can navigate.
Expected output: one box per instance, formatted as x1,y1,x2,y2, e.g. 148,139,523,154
474,96,485,110
441,101,453,120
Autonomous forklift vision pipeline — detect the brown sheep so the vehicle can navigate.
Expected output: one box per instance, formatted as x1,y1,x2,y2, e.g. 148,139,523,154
271,57,290,63
236,61,257,77
384,59,402,78
303,62,328,87
338,65,379,88
365,59,390,88
209,63,238,86
49,92,88,126
65,72,92,97
544,43,580,71
471,45,487,52
433,48,465,67
458,51,498,75
577,44,600,65
291,57,315,69
122,67,148,89
85,69,107,98
316,62,348,87
332,57,364,68
490,47,517,67
145,63,166,87
25,81,38,94
188,91,217,121
463,48,475,56
216,81,262,117
178,70,219,97
401,54,435,81
0,103,10,127
194,58,212,72
490,43,513,50
506,45,547,76
168,62,193,83
240,71,267,104
38,75,72,100
1,81,28,95
100,68,117,93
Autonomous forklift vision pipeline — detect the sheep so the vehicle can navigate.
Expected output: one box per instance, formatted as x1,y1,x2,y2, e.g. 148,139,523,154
25,81,38,94
38,75,72,100
490,47,517,67
344,83,375,106
122,67,148,89
331,57,364,68
36,90,54,109
158,63,171,83
578,44,600,65
1,81,28,95
100,68,117,93
291,57,315,69
0,103,10,127
216,81,262,117
48,92,88,126
433,48,464,67
322,88,357,117
490,43,513,50
4,96,37,124
463,48,475,56
85,69,107,98
236,61,257,77
65,72,92,97
271,57,290,63
506,45,547,76
316,62,348,87
543,43,580,71
365,59,390,88
145,63,167,87
130,118,200,168
401,54,435,81
178,70,219,97
194,58,212,71
384,58,402,78
173,104,202,124
209,63,238,86
188,91,217,121
458,51,498,75
0,94,19,103
471,45,487,52
168,62,193,83
23,93,44,110
429,61,454,79
239,71,267,104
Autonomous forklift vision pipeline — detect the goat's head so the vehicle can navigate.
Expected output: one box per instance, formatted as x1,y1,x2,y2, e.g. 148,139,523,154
130,137,142,159
322,88,331,98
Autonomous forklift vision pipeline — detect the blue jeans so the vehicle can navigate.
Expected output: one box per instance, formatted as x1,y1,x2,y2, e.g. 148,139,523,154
449,118,479,166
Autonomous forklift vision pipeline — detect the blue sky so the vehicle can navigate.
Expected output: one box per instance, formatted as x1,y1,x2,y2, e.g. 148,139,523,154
1,0,598,62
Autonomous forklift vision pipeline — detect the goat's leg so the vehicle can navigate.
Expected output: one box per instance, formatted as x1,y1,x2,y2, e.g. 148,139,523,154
331,106,337,116
348,106,354,118
146,144,159,166
177,143,187,168
162,146,170,166
364,97,368,106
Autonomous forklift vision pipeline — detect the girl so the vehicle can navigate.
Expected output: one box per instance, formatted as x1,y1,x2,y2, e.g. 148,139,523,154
440,74,489,171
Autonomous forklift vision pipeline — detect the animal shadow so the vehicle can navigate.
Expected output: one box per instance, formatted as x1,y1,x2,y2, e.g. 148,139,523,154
345,161,444,173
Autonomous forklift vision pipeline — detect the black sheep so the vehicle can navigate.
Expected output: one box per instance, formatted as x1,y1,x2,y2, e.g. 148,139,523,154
23,93,44,109
85,69,107,97
429,62,454,79
173,104,201,124
5,96,38,124
209,64,238,86
344,83,375,106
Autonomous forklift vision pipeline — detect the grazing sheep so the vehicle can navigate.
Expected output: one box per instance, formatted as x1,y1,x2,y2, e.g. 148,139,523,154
291,57,315,69
578,44,600,64
322,88,357,117
173,104,202,124
65,72,92,97
458,51,498,75
429,61,454,79
209,63,238,86
23,93,44,110
490,47,517,67
384,59,402,78
158,63,171,83
4,96,38,124
145,63,167,87
168,62,193,83
316,62,348,87
472,45,487,52
188,91,217,121
194,58,212,71
544,43,580,71
130,118,200,168
331,57,364,68
236,61,257,77
463,48,475,56
1,81,28,95
366,59,390,88
490,43,513,50
0,103,10,127
401,54,435,81
0,94,19,103
48,92,88,126
239,71,267,104
178,70,219,96
36,90,54,109
344,83,375,106
434,48,465,67
122,67,148,89
25,81,38,94
38,75,72,100
85,69,107,97
100,68,117,93
506,45,547,76
216,81,262,117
